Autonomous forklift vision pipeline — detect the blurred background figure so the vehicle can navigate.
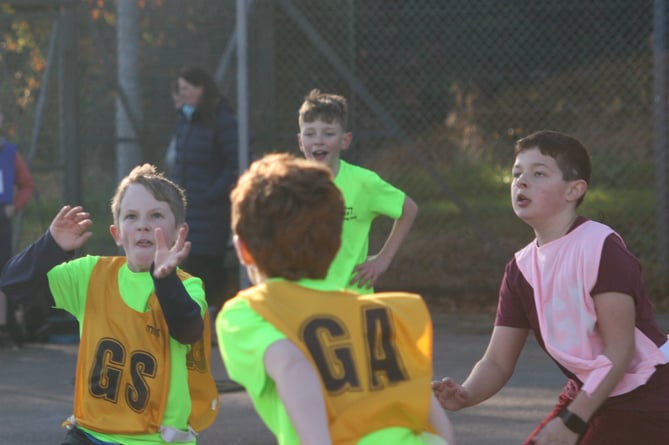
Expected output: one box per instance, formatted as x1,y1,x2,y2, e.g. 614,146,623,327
164,80,182,172
167,66,239,326
0,110,35,347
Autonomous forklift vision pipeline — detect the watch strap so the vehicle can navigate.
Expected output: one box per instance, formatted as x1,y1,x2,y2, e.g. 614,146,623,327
559,408,588,435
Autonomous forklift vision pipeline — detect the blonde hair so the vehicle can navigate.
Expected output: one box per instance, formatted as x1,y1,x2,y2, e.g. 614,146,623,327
110,164,187,226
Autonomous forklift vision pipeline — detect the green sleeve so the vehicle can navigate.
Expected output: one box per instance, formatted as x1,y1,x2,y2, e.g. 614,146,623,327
216,298,286,397
364,171,406,219
47,255,99,322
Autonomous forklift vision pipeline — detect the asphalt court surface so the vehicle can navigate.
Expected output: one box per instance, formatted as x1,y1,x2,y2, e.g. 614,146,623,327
2,313,668,445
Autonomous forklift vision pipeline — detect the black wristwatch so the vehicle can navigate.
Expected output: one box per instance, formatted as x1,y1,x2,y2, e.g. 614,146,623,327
558,409,588,435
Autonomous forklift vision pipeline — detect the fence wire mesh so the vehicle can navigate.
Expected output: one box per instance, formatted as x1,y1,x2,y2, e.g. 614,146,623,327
1,0,667,307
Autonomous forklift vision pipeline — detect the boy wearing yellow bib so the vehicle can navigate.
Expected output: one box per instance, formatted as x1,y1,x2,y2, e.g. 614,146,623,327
217,153,455,445
0,164,219,444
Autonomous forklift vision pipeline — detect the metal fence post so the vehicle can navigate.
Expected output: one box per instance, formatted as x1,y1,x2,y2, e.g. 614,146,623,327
653,0,668,279
59,0,81,205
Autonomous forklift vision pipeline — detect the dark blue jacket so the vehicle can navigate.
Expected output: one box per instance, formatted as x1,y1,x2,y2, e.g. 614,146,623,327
170,98,238,256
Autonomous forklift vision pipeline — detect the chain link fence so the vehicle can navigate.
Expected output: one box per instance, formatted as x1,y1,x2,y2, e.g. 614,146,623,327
2,0,668,308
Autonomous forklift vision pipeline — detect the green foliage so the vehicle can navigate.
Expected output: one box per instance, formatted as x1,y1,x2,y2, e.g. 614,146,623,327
591,154,656,187
395,157,509,206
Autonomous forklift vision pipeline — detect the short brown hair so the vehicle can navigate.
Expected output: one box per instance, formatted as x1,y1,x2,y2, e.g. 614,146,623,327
231,153,344,280
110,164,187,227
515,130,591,205
298,89,348,130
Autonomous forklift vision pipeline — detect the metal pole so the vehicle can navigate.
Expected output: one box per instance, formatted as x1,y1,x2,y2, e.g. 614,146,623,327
347,0,357,160
236,0,250,289
214,0,256,86
115,0,142,181
58,0,81,205
653,0,668,277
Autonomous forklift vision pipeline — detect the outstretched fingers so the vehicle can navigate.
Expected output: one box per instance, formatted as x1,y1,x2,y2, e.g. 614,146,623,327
152,226,191,278
50,205,93,251
169,225,191,264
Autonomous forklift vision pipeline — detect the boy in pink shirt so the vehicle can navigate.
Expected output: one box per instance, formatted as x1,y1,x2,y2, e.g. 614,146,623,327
432,130,669,445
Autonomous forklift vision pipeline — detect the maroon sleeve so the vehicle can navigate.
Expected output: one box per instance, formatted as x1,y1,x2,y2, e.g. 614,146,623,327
495,258,532,329
13,152,34,209
592,233,667,346
591,234,642,297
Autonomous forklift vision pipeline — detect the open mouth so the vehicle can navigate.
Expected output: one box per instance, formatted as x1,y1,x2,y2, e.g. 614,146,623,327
312,150,328,161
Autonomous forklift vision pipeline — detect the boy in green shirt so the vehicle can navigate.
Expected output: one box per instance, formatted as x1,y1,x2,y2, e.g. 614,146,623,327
297,89,418,293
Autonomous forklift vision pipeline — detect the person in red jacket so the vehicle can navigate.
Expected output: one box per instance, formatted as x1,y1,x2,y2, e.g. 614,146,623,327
0,110,35,347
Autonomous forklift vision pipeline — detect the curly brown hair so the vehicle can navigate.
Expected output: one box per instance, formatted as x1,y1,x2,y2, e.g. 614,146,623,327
231,153,344,280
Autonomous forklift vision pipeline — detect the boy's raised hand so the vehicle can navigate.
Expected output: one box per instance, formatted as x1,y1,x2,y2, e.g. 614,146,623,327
152,225,191,279
49,205,93,252
431,377,470,411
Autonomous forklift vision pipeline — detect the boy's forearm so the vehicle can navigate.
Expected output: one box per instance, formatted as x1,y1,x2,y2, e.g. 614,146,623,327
460,326,527,407
460,356,513,406
265,339,332,445
0,230,72,301
376,196,418,261
565,292,636,422
152,268,204,344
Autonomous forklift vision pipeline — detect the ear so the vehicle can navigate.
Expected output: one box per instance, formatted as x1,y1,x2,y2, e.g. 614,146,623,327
109,225,122,247
340,132,353,151
566,179,588,203
233,234,255,266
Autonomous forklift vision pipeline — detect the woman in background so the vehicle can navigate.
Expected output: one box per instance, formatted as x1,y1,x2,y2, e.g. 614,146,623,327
169,66,238,318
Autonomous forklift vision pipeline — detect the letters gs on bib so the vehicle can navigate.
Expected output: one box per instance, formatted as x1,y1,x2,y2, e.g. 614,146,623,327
86,337,207,414
89,338,157,412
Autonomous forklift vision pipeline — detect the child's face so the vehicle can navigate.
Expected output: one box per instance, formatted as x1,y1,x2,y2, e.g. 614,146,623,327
110,183,179,272
298,119,352,173
511,147,575,225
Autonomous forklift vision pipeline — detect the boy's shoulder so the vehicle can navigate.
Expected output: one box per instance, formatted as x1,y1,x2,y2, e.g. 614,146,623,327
337,159,387,184
514,219,616,261
336,160,405,199
339,159,375,175
53,254,102,271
